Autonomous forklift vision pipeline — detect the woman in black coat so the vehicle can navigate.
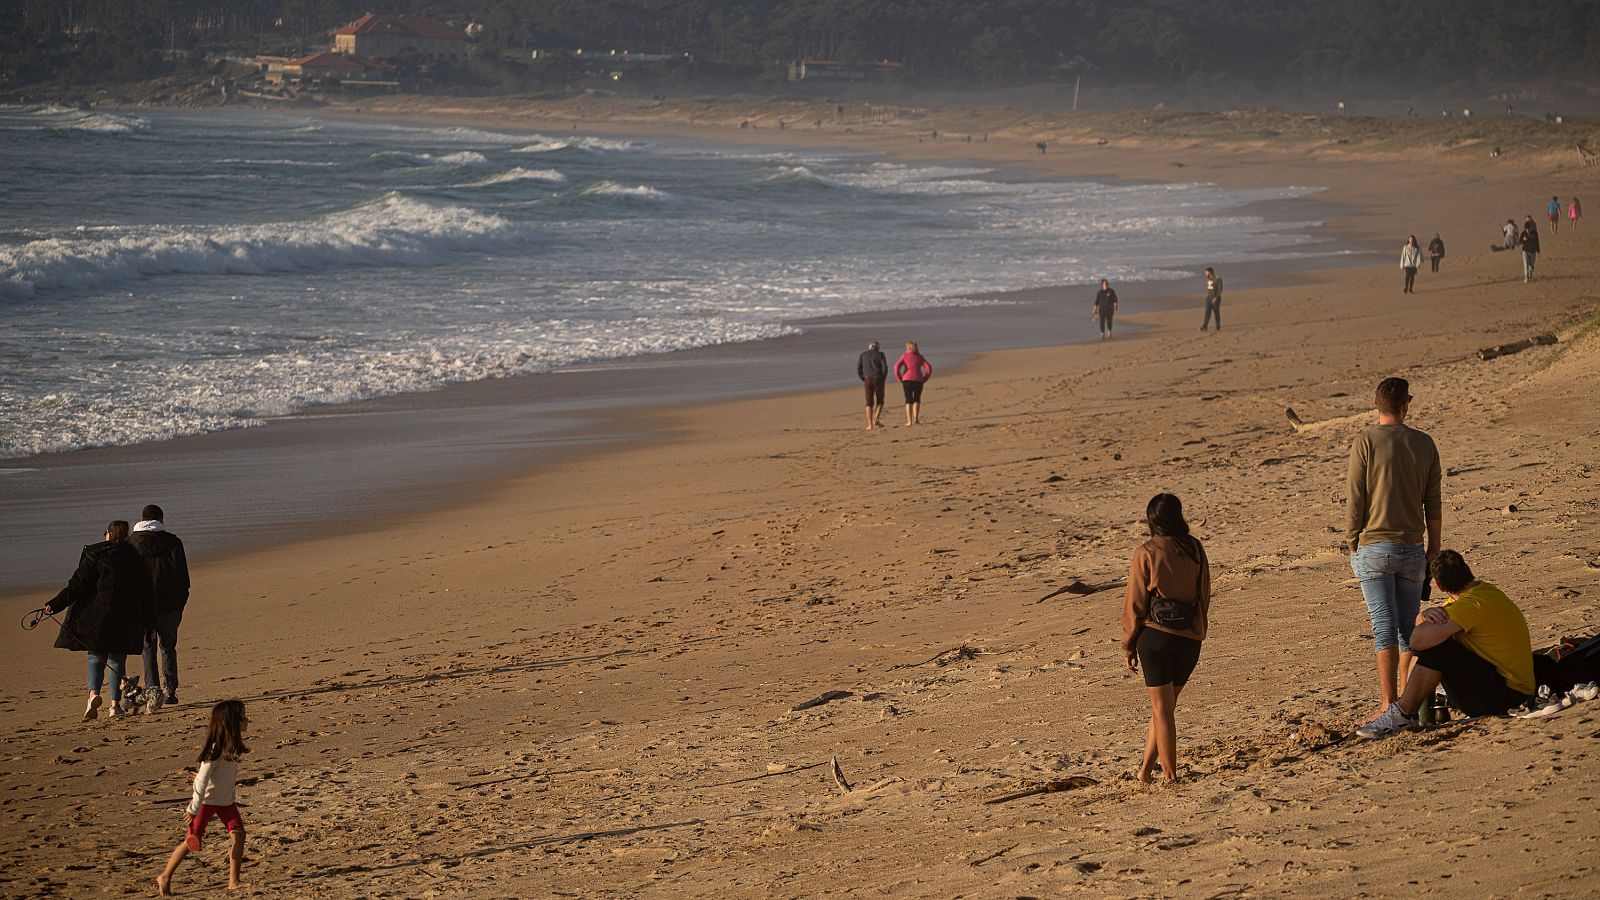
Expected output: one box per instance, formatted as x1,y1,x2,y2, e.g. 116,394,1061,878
43,520,155,720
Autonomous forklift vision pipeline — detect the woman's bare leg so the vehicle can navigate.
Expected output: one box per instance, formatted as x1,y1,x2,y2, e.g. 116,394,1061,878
1149,683,1184,782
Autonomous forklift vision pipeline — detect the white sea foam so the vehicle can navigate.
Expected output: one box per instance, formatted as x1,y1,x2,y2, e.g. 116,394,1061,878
0,193,517,301
512,135,638,154
578,181,674,202
461,167,568,188
372,150,490,167
217,158,340,167
19,106,149,135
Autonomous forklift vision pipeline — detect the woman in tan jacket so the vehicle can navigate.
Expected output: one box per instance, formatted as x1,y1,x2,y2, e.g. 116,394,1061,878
1122,494,1212,783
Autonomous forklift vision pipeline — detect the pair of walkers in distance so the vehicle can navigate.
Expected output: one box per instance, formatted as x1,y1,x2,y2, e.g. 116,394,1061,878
856,340,932,429
1091,268,1225,340
1121,377,1538,783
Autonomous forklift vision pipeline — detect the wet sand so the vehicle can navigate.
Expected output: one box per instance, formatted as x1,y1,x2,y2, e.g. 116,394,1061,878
1,102,1597,897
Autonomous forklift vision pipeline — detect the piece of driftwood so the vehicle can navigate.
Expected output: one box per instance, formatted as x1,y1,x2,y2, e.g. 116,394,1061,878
1036,580,1126,603
892,644,979,669
1285,407,1305,430
983,775,1099,805
1478,333,1557,361
969,845,1016,866
791,690,854,711
699,760,828,788
830,755,853,794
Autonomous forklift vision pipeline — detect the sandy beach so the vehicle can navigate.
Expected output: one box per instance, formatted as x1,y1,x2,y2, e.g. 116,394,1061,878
2,99,1597,897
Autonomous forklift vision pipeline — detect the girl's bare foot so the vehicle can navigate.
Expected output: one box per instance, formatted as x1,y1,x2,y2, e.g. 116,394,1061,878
1135,767,1154,784
228,882,250,891
156,874,173,896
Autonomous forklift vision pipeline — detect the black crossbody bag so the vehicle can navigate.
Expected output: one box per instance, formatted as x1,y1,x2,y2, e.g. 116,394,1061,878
1146,560,1204,631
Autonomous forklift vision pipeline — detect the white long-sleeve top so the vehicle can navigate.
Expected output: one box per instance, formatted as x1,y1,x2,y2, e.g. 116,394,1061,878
1399,244,1423,268
186,759,239,815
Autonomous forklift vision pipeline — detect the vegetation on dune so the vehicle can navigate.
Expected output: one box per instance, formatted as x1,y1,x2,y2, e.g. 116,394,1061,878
3,0,1598,93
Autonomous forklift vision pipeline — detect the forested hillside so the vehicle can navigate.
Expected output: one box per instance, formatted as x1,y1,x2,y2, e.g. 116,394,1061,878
5,0,1598,93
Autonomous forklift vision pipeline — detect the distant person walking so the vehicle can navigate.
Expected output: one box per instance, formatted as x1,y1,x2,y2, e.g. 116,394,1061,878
1093,279,1118,339
1547,196,1561,233
856,341,888,430
1427,233,1445,273
1519,216,1540,282
42,520,155,721
1122,493,1211,784
1346,377,1442,725
1400,236,1422,293
1570,197,1583,231
893,341,932,427
131,504,189,709
1200,267,1222,332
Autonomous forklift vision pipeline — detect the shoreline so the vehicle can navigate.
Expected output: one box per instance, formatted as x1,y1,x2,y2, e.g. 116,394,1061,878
0,109,1353,594
3,99,1597,897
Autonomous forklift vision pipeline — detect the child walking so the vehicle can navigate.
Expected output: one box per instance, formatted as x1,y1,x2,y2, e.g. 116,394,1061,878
158,700,250,895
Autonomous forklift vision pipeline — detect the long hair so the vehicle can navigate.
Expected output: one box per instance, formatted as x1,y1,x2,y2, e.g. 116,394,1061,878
1146,493,1202,564
198,700,249,762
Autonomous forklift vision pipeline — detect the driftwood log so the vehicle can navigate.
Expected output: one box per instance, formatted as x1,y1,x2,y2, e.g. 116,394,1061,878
983,775,1099,805
1478,333,1557,361
791,690,854,711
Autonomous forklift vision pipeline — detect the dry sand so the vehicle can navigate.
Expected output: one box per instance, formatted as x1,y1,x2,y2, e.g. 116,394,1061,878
2,99,1598,897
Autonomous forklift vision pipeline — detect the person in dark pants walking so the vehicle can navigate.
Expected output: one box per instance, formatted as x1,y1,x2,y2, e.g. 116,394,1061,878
1200,267,1222,332
1400,235,1422,293
1092,279,1118,340
1427,234,1445,273
856,341,888,430
1519,216,1540,282
132,504,190,709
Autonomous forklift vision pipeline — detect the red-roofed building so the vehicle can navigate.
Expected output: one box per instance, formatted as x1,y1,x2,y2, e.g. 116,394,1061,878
333,13,468,60
265,51,394,86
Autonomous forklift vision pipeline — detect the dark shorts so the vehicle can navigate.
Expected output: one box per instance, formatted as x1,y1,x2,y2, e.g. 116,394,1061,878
863,376,885,406
1415,638,1531,717
902,380,925,404
1137,628,1202,687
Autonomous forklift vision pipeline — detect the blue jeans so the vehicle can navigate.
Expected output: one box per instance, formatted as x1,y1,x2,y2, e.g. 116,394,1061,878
1352,542,1427,652
86,652,127,701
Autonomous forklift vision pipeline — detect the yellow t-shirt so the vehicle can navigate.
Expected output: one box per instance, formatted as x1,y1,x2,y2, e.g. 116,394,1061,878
1443,581,1534,696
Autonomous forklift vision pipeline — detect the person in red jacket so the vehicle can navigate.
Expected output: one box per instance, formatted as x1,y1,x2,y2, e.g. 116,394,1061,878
893,341,933,426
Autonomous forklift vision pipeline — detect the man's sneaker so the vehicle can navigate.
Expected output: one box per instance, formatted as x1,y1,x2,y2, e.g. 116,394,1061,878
1569,682,1599,702
164,692,179,706
1357,702,1418,739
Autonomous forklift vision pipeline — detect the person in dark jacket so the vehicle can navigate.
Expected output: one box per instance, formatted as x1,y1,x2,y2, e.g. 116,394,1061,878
1518,216,1540,283
131,504,189,708
43,520,155,721
1427,234,1445,273
856,341,888,430
1093,279,1118,339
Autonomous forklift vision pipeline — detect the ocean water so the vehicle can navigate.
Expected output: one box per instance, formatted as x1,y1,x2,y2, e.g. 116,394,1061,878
0,105,1323,459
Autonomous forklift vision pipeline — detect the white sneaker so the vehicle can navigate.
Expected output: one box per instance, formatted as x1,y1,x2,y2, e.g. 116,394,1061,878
1569,682,1599,702
1357,701,1419,739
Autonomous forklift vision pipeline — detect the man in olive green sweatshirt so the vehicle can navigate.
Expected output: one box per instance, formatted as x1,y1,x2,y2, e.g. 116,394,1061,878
1345,377,1442,724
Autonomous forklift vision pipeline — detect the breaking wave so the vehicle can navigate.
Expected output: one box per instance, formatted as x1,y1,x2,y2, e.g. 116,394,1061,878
461,167,568,188
0,193,517,301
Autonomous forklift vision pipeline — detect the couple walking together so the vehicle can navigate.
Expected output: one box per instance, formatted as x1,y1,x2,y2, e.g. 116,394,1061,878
42,505,190,720
857,341,932,429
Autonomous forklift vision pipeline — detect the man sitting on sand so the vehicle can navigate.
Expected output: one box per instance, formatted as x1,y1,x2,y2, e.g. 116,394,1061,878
1358,550,1535,738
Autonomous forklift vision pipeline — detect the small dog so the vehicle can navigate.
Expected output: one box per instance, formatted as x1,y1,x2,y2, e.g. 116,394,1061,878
117,674,158,715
